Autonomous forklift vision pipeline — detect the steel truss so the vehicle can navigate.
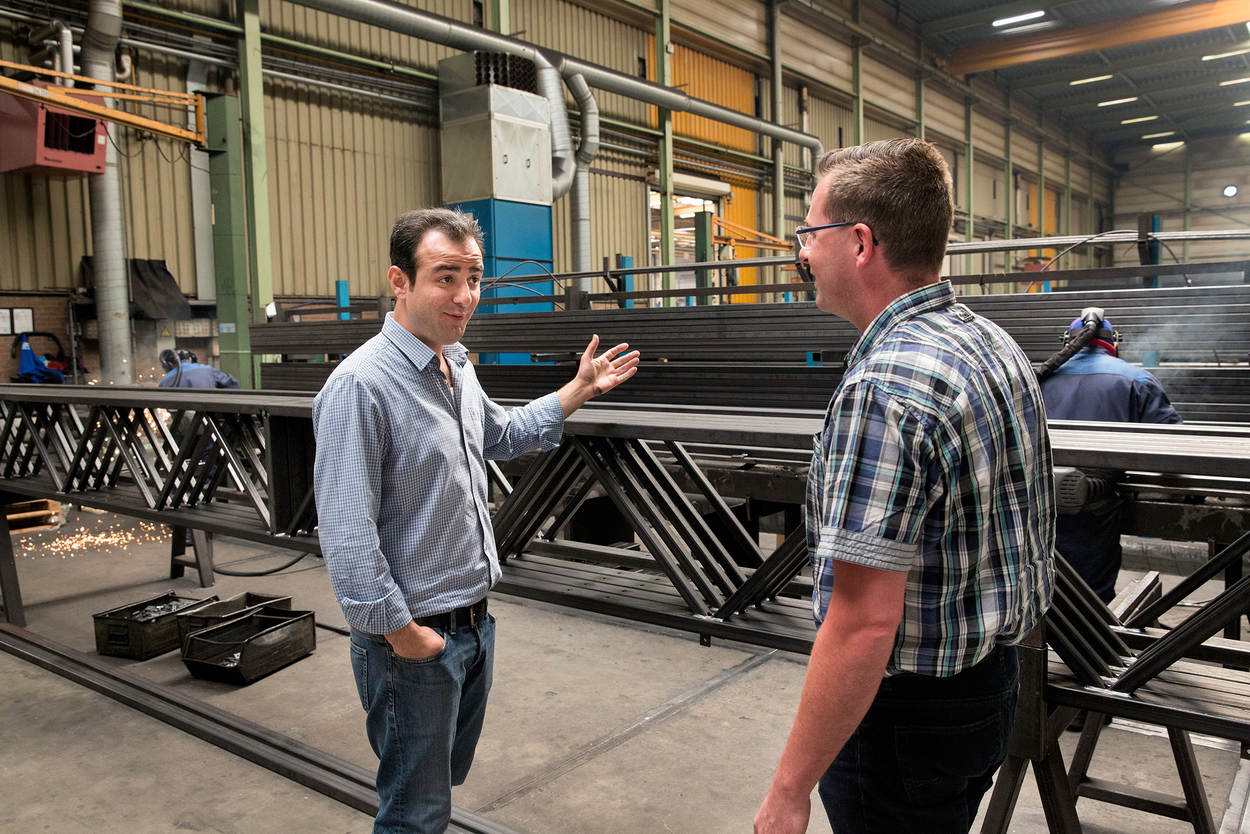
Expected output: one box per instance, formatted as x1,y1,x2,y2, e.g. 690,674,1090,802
0,386,1248,652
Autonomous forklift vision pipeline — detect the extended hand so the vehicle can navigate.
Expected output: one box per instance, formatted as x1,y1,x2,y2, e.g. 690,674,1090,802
577,334,639,397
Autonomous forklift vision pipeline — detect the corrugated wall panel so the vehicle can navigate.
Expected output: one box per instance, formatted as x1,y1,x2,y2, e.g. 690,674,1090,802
265,76,437,297
780,16,852,91
261,0,468,75
974,158,1004,222
647,38,757,152
1044,146,1067,190
808,94,854,152
922,88,963,144
862,56,914,122
1011,128,1038,175
551,151,648,282
1,21,92,291
726,183,760,300
671,0,767,59
972,110,1004,159
516,0,648,124
119,53,196,293
864,117,909,143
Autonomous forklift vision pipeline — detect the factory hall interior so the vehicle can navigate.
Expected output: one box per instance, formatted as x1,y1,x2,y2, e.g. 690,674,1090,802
4,0,1250,832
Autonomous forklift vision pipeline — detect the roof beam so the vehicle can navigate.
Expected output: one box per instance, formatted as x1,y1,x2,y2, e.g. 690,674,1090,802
1040,66,1250,110
1011,37,1250,90
943,0,1250,77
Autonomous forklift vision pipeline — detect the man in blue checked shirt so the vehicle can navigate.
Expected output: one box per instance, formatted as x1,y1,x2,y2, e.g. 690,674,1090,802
312,207,638,834
755,139,1055,834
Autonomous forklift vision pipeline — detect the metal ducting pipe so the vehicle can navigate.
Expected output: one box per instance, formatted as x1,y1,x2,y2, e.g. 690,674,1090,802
284,0,577,203
80,0,130,384
284,0,823,178
564,72,600,277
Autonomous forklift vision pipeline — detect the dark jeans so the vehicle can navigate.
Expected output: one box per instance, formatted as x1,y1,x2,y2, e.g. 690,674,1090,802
818,644,1019,834
349,615,496,834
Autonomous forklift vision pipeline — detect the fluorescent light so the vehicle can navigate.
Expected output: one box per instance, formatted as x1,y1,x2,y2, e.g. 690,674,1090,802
1121,115,1159,124
1141,131,1175,139
1097,96,1138,107
1236,101,1250,107
1151,141,1184,151
1202,48,1250,61
992,10,1044,27
1070,74,1112,86
1219,77,1250,86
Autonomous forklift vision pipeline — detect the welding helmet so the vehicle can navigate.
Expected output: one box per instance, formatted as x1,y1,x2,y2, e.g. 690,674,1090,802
1062,307,1119,346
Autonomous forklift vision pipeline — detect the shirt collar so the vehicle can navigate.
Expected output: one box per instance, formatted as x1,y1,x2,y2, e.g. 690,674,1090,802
844,280,956,368
381,312,469,370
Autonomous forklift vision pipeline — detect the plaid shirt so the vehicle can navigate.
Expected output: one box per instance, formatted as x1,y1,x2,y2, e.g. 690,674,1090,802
313,314,564,635
807,281,1055,676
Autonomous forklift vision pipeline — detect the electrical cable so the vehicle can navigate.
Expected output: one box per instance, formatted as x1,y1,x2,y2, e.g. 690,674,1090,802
211,550,313,577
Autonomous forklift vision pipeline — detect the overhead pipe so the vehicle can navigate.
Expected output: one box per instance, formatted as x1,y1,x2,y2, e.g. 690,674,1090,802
80,0,131,384
564,72,600,276
283,0,823,173
283,0,577,202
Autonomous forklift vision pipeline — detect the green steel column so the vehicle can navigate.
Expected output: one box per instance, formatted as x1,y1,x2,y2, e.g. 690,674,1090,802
1087,163,1094,266
1183,145,1193,261
238,0,272,383
1004,119,1013,239
656,0,675,289
914,63,925,139
1036,136,1045,251
693,210,713,305
851,0,863,144
204,94,253,387
489,0,510,34
769,0,785,251
964,96,975,274
1064,150,1072,237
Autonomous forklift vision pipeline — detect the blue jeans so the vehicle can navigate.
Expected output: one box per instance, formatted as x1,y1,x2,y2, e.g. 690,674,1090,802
349,615,496,834
818,644,1019,834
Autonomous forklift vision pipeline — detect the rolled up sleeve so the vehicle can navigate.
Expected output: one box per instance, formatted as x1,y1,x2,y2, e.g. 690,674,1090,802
313,375,412,634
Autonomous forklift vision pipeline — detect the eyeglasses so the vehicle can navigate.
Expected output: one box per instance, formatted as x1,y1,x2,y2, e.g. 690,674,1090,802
794,222,879,250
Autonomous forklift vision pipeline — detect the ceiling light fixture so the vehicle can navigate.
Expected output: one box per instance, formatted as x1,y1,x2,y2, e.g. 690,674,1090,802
1070,74,1112,86
1121,115,1159,124
1151,141,1184,151
1097,97,1139,107
1223,184,1239,198
1141,131,1175,139
1202,48,1250,61
1219,77,1250,86
1236,101,1250,107
992,10,1044,27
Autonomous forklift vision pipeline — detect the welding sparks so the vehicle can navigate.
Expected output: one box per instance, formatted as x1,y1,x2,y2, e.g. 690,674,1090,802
19,517,169,558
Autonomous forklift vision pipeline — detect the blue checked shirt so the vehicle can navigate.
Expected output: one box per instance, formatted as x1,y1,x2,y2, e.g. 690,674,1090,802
807,281,1055,676
312,313,564,635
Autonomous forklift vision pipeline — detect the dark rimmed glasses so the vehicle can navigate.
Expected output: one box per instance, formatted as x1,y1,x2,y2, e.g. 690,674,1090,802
794,222,879,250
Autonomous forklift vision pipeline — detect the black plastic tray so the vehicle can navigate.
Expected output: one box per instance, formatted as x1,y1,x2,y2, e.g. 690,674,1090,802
181,607,316,684
93,591,218,660
175,591,293,648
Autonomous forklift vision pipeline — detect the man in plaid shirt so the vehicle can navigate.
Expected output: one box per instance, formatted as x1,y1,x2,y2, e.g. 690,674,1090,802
755,139,1055,834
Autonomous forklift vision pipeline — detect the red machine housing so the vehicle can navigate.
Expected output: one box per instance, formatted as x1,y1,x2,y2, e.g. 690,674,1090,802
0,81,106,176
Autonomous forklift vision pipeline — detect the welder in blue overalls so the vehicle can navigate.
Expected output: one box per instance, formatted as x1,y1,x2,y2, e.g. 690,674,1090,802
1038,308,1182,602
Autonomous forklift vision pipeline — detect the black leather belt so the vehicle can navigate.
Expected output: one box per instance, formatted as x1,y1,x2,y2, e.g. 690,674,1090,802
415,598,488,631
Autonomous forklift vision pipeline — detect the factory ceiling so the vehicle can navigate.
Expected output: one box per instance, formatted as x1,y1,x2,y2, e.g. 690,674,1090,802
892,0,1250,152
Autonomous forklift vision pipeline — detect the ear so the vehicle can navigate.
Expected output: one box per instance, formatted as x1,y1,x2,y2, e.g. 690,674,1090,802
387,265,409,298
852,224,875,268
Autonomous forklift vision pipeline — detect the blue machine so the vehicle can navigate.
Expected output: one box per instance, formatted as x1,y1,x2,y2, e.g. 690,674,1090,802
439,52,556,366
448,198,553,365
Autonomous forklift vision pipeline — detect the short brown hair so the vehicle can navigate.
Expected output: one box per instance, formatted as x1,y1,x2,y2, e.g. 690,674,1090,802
815,139,953,276
390,208,485,283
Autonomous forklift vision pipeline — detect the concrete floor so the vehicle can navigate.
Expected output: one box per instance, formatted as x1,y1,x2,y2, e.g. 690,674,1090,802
2,509,1247,833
